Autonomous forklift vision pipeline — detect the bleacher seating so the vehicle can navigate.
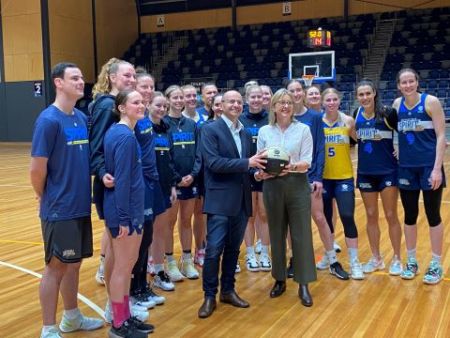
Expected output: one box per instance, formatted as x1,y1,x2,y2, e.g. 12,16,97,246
380,7,450,119
122,7,450,118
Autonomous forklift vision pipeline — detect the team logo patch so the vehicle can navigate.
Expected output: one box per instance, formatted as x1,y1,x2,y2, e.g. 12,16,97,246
418,106,424,113
341,184,349,191
63,249,76,258
359,183,372,189
399,179,410,185
385,181,392,187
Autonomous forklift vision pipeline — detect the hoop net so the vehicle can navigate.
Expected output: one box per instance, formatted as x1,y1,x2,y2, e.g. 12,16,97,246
302,74,315,87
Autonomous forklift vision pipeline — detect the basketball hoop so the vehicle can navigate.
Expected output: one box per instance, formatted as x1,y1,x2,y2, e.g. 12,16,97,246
302,74,315,87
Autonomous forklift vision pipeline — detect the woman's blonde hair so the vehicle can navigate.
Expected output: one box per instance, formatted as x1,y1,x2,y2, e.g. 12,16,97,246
321,87,342,101
268,89,295,125
245,84,262,101
164,85,182,99
92,58,132,99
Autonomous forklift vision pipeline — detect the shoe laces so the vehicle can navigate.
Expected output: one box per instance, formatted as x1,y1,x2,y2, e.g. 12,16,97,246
426,261,442,276
157,270,169,281
405,259,418,271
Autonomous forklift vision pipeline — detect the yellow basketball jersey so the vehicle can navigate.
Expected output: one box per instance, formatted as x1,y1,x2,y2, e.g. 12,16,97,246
323,115,353,179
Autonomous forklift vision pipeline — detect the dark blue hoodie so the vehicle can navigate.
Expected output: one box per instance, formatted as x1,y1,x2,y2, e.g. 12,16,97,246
163,115,201,179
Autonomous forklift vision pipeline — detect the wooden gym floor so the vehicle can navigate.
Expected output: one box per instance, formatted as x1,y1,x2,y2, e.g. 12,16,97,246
0,142,449,337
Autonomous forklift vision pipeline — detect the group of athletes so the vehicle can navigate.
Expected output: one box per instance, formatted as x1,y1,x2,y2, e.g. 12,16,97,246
32,56,446,338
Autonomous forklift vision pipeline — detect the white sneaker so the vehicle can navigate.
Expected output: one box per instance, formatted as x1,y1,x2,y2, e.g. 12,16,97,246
350,259,365,280
194,248,206,267
95,259,105,285
41,326,62,338
259,253,272,271
166,260,185,282
389,256,403,276
142,286,166,305
180,258,200,279
104,299,149,325
131,303,149,322
245,253,260,272
153,270,175,291
363,256,385,274
255,239,262,255
59,311,103,332
333,241,342,253
131,294,156,309
235,263,241,273
104,301,113,324
316,253,329,270
147,256,155,276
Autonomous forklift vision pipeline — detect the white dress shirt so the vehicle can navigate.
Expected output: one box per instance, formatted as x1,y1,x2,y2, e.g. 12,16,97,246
221,114,244,158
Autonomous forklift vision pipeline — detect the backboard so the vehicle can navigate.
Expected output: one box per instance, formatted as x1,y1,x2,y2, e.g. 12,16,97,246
288,51,335,83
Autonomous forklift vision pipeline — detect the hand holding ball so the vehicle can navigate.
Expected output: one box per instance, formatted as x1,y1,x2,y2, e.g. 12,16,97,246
260,147,290,176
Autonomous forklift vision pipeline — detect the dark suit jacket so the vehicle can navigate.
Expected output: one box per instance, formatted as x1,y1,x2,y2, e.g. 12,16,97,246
201,117,253,217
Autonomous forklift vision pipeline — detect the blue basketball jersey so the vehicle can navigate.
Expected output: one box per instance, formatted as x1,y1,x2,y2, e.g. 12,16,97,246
355,107,397,175
397,93,436,167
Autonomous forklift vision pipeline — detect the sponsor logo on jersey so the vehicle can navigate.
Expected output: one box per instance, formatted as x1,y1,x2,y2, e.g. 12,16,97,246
398,118,424,132
357,128,382,141
325,134,348,144
64,127,89,146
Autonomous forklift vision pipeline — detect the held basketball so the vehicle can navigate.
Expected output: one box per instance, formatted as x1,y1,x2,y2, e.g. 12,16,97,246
262,146,290,176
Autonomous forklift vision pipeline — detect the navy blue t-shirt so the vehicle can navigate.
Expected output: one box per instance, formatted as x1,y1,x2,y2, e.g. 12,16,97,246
103,123,144,229
31,105,91,221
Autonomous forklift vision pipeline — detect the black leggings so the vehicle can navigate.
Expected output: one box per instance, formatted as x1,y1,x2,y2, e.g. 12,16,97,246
130,219,153,295
400,187,443,227
323,191,358,239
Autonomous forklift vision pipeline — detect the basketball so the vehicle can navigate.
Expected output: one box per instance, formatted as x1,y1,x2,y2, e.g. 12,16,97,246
262,146,290,176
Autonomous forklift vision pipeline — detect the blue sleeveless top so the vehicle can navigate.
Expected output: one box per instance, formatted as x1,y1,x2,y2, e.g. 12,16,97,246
355,107,397,175
397,93,436,167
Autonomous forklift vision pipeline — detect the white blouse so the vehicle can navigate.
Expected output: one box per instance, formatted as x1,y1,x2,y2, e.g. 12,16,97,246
257,120,313,172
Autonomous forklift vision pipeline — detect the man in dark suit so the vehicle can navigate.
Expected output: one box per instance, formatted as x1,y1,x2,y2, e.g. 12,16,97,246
198,90,266,318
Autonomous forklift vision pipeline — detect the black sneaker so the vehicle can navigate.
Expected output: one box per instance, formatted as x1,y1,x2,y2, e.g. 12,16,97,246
108,320,147,338
128,316,154,334
329,261,350,280
287,257,294,278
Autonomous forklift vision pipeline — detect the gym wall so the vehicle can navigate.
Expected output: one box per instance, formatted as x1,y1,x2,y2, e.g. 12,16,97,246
141,0,450,33
0,0,137,141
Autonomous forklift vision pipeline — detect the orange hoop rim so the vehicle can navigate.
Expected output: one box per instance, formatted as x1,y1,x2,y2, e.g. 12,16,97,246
302,74,315,86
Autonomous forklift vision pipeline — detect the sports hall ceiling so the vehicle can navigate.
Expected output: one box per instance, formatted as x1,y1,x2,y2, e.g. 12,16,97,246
137,0,304,16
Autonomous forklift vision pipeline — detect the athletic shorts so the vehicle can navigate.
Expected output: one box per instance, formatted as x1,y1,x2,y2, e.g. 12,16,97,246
322,178,355,199
152,181,171,217
109,223,144,239
398,166,446,191
41,216,93,264
92,176,105,219
176,185,199,200
357,172,398,192
144,178,155,221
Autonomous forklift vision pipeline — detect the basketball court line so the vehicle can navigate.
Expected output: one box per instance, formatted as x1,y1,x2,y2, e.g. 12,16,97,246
0,260,106,319
0,184,33,188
